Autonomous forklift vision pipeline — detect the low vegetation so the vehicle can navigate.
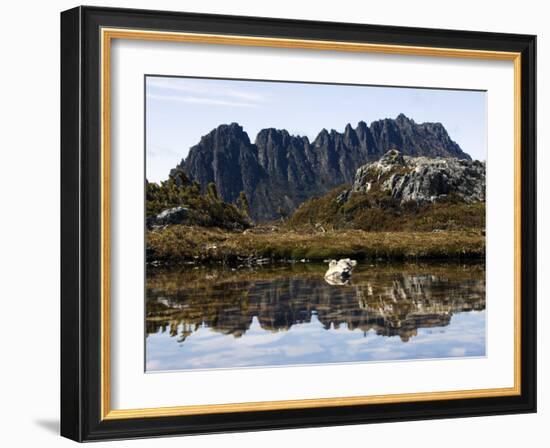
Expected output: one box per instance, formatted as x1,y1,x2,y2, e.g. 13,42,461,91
146,170,250,230
286,185,485,232
146,169,485,264
147,226,485,264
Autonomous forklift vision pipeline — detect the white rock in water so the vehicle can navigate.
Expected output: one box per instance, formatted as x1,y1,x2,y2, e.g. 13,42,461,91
324,258,357,285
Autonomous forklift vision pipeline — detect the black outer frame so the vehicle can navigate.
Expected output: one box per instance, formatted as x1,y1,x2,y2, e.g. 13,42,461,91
60,5,537,442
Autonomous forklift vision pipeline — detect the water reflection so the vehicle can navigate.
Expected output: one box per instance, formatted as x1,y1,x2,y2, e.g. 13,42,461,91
146,262,485,371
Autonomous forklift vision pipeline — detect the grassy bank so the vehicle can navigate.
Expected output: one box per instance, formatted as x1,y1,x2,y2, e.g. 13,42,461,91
147,226,485,264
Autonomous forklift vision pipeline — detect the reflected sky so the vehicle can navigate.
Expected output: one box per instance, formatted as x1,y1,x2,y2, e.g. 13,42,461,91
146,262,486,371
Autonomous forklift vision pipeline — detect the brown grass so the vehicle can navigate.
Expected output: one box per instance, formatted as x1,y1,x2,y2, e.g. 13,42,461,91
287,186,486,232
147,226,485,263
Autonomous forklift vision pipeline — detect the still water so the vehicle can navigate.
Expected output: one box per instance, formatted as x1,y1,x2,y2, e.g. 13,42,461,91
146,262,485,371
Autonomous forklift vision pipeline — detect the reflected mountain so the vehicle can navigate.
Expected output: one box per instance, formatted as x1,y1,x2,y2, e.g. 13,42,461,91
146,262,485,344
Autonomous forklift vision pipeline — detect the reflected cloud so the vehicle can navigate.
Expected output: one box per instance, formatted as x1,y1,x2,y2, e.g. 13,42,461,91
146,262,486,371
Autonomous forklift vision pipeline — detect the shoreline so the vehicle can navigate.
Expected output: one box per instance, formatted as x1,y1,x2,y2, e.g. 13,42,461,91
146,226,485,265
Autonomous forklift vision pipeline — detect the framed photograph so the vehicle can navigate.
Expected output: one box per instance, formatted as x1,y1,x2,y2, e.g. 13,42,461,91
61,6,536,441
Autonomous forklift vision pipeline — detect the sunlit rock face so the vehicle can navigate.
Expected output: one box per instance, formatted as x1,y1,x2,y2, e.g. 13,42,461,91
351,149,486,205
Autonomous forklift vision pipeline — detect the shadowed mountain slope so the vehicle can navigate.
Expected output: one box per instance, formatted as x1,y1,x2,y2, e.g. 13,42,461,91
172,114,472,221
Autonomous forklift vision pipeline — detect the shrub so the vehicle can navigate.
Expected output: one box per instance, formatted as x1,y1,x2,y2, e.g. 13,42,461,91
146,174,250,230
286,185,485,233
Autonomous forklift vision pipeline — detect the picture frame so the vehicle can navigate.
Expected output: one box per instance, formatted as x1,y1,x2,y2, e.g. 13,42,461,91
60,5,536,442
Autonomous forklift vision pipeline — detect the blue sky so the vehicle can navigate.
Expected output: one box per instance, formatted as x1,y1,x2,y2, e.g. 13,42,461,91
146,76,487,183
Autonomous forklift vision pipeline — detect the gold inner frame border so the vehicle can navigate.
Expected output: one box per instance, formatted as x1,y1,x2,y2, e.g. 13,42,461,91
99,27,522,420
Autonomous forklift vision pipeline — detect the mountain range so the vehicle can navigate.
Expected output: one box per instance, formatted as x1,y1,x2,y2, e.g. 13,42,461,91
170,114,471,221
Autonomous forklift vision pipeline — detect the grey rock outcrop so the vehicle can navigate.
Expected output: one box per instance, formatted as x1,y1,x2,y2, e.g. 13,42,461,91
148,206,190,227
351,149,485,205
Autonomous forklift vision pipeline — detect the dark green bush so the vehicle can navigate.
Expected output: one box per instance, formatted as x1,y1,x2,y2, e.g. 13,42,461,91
146,173,250,230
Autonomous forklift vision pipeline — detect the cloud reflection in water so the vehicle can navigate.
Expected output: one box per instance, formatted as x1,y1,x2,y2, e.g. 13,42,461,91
145,262,486,371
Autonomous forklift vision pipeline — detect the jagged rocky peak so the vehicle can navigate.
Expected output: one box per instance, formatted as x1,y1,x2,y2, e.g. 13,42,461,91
313,128,331,145
355,120,368,138
255,127,290,144
343,123,359,146
197,122,250,147
172,123,251,170
394,112,416,127
369,114,470,160
217,121,246,134
350,150,485,205
173,116,473,221
173,122,261,206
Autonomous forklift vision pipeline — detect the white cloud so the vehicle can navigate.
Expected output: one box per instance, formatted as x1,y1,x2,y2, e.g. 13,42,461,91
146,93,258,108
146,77,270,108
147,144,180,159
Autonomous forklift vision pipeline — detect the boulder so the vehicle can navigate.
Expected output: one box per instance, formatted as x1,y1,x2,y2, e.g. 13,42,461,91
325,258,357,285
152,206,190,226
